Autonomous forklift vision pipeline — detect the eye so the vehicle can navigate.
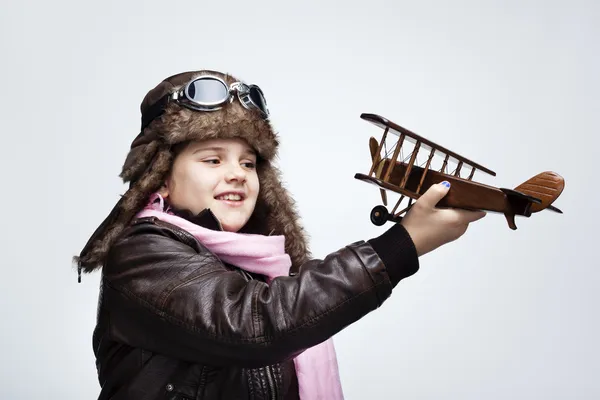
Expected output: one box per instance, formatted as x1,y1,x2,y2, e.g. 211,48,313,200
242,161,256,169
203,159,220,165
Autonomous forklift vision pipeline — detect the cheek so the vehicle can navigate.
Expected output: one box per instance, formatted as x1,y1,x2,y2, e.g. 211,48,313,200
171,164,215,201
250,175,260,196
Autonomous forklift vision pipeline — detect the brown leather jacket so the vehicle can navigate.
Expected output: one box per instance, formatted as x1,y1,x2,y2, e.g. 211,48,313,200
93,214,419,399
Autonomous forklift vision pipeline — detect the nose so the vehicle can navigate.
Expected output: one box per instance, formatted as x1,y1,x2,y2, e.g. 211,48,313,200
224,162,247,183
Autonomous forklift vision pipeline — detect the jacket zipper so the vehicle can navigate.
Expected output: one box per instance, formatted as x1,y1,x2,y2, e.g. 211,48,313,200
265,365,278,400
196,366,206,400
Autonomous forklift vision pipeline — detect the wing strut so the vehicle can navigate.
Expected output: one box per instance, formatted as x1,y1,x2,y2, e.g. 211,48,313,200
399,142,421,188
455,161,463,177
416,148,436,194
383,133,405,182
440,154,450,173
467,167,476,180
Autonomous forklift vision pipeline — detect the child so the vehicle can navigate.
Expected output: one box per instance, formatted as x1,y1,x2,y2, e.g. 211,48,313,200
76,70,485,400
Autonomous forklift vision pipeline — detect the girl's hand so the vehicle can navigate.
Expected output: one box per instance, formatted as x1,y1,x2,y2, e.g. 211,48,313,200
401,182,486,257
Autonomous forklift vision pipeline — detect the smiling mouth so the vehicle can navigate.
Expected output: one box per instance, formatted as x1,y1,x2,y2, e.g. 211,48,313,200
215,193,245,202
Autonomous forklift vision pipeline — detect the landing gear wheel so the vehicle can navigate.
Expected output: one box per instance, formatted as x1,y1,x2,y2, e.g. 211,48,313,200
370,205,389,226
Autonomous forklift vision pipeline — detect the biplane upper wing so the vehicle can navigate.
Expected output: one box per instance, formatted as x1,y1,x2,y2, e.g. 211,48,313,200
361,113,496,177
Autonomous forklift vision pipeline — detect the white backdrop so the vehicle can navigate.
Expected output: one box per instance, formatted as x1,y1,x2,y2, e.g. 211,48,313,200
1,0,598,398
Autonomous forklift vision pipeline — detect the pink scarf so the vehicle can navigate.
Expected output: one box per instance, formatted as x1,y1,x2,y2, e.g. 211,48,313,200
135,193,344,399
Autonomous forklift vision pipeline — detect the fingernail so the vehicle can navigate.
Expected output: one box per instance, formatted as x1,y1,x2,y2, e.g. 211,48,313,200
441,181,451,188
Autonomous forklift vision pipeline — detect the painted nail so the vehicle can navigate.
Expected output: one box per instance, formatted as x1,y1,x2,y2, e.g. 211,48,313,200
441,181,451,188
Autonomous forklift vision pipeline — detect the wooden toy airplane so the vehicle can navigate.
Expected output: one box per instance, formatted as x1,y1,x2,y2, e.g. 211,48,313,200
354,113,564,229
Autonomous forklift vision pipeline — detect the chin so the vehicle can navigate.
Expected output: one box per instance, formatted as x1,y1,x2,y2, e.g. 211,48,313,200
221,223,245,233
212,207,252,233
218,216,249,233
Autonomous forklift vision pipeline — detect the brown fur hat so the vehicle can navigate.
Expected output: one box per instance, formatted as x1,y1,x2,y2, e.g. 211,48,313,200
75,70,311,277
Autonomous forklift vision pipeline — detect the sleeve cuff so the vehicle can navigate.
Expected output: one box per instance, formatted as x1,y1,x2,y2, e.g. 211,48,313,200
367,223,420,287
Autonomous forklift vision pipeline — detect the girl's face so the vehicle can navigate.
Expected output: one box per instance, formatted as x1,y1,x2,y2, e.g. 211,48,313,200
159,138,259,232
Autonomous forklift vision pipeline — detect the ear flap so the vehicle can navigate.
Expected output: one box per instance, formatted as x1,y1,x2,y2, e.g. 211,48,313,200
257,161,311,269
75,146,173,273
120,141,160,183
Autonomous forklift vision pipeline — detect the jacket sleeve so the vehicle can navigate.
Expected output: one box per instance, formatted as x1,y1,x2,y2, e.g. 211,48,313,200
102,220,418,368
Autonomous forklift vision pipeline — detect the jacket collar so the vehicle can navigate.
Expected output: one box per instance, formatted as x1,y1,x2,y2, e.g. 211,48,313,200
166,202,224,232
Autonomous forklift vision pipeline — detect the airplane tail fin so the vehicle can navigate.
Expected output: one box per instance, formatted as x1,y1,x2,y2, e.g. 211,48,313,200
501,171,565,230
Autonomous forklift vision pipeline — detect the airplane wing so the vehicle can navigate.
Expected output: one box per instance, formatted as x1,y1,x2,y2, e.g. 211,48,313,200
361,113,497,177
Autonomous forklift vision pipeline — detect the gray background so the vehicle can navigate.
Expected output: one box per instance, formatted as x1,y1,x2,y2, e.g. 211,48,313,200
1,0,598,398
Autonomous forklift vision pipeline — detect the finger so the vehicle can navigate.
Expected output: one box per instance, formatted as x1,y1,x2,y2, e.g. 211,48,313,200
454,209,487,223
417,181,451,209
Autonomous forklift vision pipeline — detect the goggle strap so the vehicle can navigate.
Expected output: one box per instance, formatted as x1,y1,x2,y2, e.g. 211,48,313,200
140,93,170,132
140,81,269,133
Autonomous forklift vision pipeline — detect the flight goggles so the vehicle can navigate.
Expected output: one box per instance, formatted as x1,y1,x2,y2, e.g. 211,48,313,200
141,75,269,131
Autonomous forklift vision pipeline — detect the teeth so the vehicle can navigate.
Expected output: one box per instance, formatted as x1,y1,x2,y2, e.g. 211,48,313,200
217,194,242,201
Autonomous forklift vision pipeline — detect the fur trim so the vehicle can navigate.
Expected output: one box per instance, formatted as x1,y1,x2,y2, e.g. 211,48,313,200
120,140,159,183
157,101,278,160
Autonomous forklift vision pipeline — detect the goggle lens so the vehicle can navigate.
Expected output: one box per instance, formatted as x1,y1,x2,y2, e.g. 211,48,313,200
249,86,268,116
187,77,229,104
